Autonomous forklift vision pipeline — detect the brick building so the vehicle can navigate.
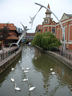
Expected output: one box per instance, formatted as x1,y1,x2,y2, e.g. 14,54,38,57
56,13,72,50
35,4,56,35
35,4,72,50
0,23,19,48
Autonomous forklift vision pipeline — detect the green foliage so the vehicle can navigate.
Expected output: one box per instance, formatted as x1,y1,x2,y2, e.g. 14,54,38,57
32,32,61,50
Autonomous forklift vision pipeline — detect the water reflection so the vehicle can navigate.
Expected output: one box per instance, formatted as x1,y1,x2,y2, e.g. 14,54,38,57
33,47,72,96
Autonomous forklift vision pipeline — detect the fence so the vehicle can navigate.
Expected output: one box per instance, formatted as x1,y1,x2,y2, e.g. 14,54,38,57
0,47,19,62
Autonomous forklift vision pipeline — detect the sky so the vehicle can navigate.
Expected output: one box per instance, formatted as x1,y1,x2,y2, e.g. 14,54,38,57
0,0,72,32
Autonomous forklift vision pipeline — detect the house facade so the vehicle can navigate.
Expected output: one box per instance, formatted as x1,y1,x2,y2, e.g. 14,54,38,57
35,4,72,50
56,13,72,50
0,23,19,48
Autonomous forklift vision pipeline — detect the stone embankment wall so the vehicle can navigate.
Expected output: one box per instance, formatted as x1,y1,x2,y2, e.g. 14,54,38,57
0,47,22,74
47,51,72,70
35,46,72,70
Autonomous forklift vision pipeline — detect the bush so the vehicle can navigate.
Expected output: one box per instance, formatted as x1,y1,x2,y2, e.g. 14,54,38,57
32,32,61,50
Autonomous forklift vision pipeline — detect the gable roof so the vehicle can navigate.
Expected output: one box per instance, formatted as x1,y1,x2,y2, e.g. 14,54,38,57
60,13,72,21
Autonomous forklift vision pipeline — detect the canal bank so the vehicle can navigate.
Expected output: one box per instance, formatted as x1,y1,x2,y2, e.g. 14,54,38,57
35,46,72,70
0,47,22,74
47,51,72,70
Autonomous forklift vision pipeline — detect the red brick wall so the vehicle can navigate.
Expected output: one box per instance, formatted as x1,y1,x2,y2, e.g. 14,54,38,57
70,25,72,40
68,44,72,50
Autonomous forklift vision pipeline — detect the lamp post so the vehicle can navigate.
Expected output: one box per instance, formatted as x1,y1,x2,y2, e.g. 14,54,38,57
35,3,66,50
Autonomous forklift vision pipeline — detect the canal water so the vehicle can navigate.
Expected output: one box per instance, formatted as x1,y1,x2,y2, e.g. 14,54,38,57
0,46,72,96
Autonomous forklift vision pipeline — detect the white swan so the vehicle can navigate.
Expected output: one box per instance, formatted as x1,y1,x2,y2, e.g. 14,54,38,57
50,68,53,71
22,78,28,82
11,68,14,71
11,78,15,82
29,85,36,91
19,60,21,63
14,83,21,91
26,68,30,70
51,72,55,75
24,70,29,73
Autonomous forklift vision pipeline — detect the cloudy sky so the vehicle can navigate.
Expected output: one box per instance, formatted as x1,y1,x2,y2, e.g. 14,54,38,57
0,0,72,32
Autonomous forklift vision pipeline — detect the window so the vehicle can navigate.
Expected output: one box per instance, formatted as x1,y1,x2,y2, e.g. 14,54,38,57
52,28,55,34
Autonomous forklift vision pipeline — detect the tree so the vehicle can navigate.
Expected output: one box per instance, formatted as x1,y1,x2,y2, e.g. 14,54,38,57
0,26,9,48
0,26,9,40
2,26,9,40
32,33,43,47
32,32,61,51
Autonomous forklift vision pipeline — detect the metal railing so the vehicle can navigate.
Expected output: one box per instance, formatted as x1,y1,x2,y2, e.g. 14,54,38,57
0,47,19,62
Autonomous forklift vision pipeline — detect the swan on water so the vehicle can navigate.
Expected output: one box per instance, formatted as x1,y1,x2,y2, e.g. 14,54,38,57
24,70,29,73
11,78,15,82
29,85,36,91
22,78,28,82
14,83,21,91
11,68,14,71
19,60,21,63
50,68,53,71
51,72,55,75
26,68,30,70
